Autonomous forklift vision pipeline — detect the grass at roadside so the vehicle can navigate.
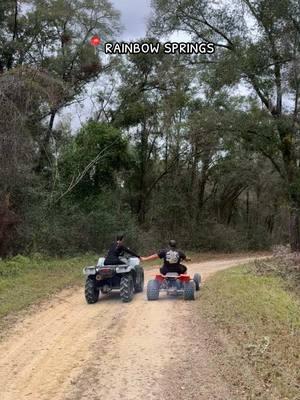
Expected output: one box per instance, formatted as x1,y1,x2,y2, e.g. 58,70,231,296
199,264,300,399
0,253,97,329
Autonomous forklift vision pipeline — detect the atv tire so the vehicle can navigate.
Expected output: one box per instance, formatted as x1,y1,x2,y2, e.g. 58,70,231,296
183,280,195,300
85,278,100,304
120,274,134,303
147,279,160,300
193,273,201,291
134,270,144,293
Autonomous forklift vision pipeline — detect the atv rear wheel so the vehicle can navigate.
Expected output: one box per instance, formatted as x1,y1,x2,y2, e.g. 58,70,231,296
193,273,201,291
183,280,195,300
120,274,134,303
134,270,144,293
147,279,160,300
85,278,100,304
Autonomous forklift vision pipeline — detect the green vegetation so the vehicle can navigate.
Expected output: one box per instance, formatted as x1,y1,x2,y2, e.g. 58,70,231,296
0,254,96,326
3,1,300,258
200,264,300,399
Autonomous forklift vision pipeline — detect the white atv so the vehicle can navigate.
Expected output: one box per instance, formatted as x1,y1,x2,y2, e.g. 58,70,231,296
83,257,144,303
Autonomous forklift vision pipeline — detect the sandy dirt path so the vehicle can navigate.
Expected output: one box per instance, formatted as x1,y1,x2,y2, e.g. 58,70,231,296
0,257,257,400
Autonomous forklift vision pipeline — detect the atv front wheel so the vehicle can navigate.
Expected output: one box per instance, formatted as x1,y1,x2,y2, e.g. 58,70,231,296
193,273,201,291
147,279,160,300
120,274,134,303
134,270,144,293
85,278,100,304
183,281,195,300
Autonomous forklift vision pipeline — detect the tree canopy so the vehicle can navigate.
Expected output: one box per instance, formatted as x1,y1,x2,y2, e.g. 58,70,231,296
1,0,299,256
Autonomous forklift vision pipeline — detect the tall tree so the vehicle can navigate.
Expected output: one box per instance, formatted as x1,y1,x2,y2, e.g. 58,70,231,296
113,48,192,224
0,0,121,170
151,0,300,250
0,66,67,256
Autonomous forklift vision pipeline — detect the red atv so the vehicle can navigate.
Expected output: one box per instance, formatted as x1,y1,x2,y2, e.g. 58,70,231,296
146,272,201,301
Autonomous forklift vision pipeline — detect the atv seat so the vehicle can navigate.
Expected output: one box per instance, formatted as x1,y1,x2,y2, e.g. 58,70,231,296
164,272,179,278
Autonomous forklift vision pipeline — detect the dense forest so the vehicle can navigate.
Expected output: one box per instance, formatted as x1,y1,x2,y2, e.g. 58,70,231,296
1,0,300,257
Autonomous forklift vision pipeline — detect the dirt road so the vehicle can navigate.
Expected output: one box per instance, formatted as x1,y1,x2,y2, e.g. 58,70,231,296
0,257,256,400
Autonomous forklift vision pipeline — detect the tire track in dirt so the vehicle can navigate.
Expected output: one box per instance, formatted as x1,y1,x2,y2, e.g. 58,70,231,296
0,257,257,400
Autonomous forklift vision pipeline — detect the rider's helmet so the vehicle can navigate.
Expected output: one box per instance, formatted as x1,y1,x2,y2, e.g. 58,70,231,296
169,239,177,248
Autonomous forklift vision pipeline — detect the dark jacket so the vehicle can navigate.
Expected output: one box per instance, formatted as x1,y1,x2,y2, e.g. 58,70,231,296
104,242,139,265
158,248,186,267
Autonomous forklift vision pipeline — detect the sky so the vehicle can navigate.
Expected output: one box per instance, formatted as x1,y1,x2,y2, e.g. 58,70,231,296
111,0,152,40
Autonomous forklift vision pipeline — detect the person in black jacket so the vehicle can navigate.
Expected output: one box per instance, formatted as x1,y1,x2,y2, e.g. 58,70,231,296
104,234,140,265
141,240,191,275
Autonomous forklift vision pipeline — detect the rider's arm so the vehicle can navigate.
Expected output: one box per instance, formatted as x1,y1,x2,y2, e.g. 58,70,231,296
141,254,159,261
180,251,191,261
123,246,140,258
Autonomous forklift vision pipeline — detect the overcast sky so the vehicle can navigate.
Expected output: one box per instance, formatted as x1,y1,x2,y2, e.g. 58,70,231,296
111,0,152,40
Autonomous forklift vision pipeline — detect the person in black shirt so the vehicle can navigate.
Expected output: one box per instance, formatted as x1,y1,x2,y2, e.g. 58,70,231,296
141,240,190,275
104,234,140,265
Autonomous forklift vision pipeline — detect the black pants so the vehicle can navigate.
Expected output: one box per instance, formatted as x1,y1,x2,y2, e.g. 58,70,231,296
160,264,187,275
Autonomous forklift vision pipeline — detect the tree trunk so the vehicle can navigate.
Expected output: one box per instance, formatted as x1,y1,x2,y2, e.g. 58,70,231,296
0,193,20,257
289,206,300,252
278,123,300,251
36,110,56,173
246,190,250,225
137,122,148,224
6,1,19,70
137,195,147,224
196,157,210,223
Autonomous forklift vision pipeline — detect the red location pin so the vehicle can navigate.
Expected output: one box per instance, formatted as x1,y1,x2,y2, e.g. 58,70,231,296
90,35,101,47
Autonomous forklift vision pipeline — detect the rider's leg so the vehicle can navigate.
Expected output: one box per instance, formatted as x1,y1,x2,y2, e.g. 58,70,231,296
160,264,168,275
178,264,187,274
161,264,186,274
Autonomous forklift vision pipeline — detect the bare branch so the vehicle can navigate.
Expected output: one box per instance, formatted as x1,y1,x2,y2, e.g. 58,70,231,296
54,136,121,203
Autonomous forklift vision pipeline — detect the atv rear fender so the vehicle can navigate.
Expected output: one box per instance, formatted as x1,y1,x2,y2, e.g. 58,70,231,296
155,274,191,282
